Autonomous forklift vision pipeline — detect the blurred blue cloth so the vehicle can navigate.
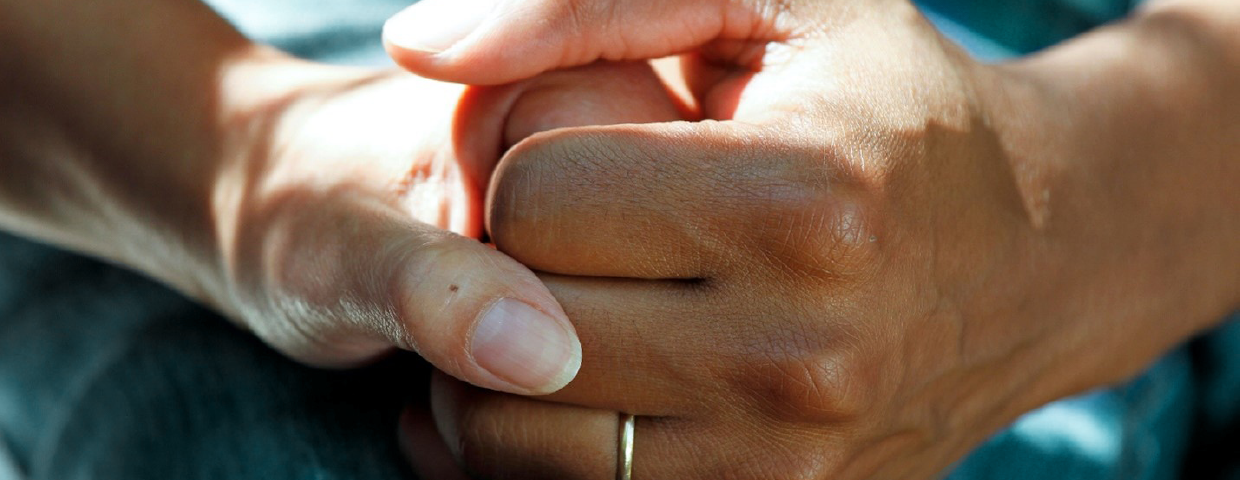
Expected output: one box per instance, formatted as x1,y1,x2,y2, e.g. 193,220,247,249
0,1,1237,479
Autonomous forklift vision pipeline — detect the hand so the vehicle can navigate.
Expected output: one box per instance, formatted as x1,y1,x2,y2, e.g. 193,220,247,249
206,56,683,396
0,0,682,398
384,0,1240,478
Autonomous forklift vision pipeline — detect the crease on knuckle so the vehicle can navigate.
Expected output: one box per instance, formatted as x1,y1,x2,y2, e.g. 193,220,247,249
452,406,507,479
733,325,877,423
489,135,578,253
742,174,882,283
396,236,481,356
553,0,614,64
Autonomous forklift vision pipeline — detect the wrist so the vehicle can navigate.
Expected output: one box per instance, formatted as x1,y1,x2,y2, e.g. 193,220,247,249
977,5,1240,390
0,0,291,310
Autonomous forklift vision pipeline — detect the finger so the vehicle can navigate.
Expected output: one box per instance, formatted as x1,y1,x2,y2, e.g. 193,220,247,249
501,61,688,148
381,0,808,85
430,371,621,480
233,193,581,396
430,371,670,480
531,271,879,421
487,121,858,280
400,405,472,480
451,60,687,191
427,372,811,480
526,274,729,416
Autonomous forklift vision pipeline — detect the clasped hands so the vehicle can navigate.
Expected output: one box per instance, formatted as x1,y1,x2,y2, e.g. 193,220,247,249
200,0,1236,478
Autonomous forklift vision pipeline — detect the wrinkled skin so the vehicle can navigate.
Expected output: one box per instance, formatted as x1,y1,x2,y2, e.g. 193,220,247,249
0,0,686,397
210,58,686,384
384,0,1240,478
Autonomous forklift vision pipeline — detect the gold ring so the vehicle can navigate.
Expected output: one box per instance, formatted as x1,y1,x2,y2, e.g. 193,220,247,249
616,413,635,480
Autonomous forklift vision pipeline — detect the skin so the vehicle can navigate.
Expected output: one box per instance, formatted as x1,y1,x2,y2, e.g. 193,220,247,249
0,0,682,399
383,0,1240,478
0,0,1234,477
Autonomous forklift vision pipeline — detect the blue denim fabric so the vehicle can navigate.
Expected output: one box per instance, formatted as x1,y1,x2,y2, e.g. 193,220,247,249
0,231,427,480
0,1,1236,479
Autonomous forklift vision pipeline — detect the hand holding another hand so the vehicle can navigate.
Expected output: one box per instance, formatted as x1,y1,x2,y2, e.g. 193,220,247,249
194,57,683,394
5,0,1235,477
386,0,1240,478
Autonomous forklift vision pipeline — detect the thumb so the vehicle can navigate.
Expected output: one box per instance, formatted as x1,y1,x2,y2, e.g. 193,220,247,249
392,226,583,396
240,196,580,396
381,0,792,85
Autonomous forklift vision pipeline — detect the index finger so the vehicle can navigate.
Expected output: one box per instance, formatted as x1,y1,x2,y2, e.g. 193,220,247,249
382,0,802,85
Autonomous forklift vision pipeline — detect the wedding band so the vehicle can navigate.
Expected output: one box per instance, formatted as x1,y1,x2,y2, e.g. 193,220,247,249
616,413,635,480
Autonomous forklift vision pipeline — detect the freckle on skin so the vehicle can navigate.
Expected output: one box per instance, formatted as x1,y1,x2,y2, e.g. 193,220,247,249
449,285,459,292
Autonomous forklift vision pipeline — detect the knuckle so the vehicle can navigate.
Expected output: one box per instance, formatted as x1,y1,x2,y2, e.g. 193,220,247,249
777,355,871,421
736,160,883,282
399,236,492,346
735,329,879,423
488,133,578,245
551,0,614,63
231,213,374,361
450,412,506,479
242,201,398,321
490,129,643,254
560,0,604,32
770,197,882,281
229,193,443,366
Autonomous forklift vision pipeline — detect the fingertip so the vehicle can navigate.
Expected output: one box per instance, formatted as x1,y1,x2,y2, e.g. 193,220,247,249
382,0,493,54
470,297,582,395
380,0,492,84
382,36,539,86
382,0,545,86
382,37,432,75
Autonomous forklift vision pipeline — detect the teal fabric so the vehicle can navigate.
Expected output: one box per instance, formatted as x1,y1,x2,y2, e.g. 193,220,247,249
918,0,1142,54
0,1,1236,479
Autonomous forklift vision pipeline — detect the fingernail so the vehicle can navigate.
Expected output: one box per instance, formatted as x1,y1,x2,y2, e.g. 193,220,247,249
471,298,581,394
383,0,497,53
